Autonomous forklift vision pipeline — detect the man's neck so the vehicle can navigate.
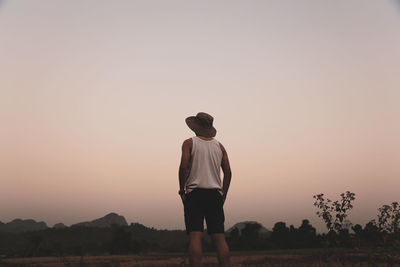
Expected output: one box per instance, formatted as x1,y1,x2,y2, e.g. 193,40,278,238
197,135,213,141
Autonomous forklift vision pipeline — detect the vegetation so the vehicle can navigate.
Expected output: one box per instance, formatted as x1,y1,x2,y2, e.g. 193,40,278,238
0,223,187,257
2,248,400,267
0,192,399,258
313,191,355,232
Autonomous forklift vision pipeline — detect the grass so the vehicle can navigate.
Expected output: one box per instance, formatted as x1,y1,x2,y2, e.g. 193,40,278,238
1,248,400,266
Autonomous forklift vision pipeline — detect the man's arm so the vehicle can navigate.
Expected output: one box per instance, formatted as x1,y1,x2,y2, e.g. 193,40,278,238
178,138,192,201
219,143,232,203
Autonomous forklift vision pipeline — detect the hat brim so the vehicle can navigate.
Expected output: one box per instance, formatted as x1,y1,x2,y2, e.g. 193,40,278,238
185,116,217,138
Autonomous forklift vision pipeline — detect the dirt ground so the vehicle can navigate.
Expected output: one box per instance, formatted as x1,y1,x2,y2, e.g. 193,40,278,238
1,249,400,267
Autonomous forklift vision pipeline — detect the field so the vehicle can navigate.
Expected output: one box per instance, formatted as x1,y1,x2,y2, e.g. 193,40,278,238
1,248,400,267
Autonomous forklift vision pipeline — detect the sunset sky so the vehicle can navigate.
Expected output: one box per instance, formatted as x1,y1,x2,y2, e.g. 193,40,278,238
1,0,399,233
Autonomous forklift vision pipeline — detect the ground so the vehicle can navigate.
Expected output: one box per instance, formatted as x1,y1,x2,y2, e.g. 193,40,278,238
1,248,400,266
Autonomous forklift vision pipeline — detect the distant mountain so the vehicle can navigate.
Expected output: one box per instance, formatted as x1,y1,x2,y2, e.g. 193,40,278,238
53,223,67,229
1,213,270,237
0,219,48,233
71,212,128,228
226,221,271,237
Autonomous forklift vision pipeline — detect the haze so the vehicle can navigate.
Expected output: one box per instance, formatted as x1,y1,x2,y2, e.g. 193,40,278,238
1,0,399,233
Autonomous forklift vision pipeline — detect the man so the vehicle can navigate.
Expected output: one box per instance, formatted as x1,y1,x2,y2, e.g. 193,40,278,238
179,112,232,267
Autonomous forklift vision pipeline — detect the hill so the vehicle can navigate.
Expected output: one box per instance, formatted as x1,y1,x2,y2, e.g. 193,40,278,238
70,212,128,228
0,219,47,233
226,221,271,237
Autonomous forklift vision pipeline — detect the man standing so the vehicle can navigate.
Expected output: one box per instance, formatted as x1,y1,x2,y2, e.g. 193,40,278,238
179,112,232,267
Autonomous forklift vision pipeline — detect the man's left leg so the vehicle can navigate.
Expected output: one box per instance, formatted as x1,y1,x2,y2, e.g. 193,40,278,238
188,231,203,267
211,233,231,267
206,190,230,267
184,190,205,267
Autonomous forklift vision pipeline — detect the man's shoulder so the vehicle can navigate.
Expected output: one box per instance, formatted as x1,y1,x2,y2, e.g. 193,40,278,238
182,137,193,148
216,140,226,154
183,137,193,143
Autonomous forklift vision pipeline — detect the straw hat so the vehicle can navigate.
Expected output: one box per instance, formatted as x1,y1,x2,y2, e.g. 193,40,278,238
185,112,217,138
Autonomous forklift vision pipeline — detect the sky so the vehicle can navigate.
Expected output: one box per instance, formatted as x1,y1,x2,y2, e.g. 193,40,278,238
1,0,399,233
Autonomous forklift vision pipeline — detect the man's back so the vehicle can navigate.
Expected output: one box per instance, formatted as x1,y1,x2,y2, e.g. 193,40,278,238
185,136,224,194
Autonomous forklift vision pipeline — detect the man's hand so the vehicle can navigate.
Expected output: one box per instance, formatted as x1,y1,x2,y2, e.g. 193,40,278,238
222,194,227,205
219,142,231,207
180,193,186,204
179,139,192,204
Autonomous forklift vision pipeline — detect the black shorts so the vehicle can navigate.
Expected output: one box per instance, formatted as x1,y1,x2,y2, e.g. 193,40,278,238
183,188,225,235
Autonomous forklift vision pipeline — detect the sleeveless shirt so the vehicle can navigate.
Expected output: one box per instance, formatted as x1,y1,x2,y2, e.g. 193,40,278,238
185,136,224,195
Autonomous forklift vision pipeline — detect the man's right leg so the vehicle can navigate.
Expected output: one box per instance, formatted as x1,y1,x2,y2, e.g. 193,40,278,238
188,231,203,267
211,233,231,267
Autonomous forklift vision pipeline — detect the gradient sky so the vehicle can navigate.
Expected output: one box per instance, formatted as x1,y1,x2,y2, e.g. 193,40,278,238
1,0,399,233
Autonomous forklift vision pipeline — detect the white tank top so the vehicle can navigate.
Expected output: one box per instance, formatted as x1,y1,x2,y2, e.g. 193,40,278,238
185,136,224,195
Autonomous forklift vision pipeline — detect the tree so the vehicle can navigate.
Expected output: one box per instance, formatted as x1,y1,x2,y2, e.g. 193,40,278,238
299,219,316,236
230,227,239,239
240,223,262,250
377,202,400,234
298,219,318,248
110,226,132,254
271,222,290,248
241,223,261,241
313,191,356,233
352,224,362,235
362,220,381,245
